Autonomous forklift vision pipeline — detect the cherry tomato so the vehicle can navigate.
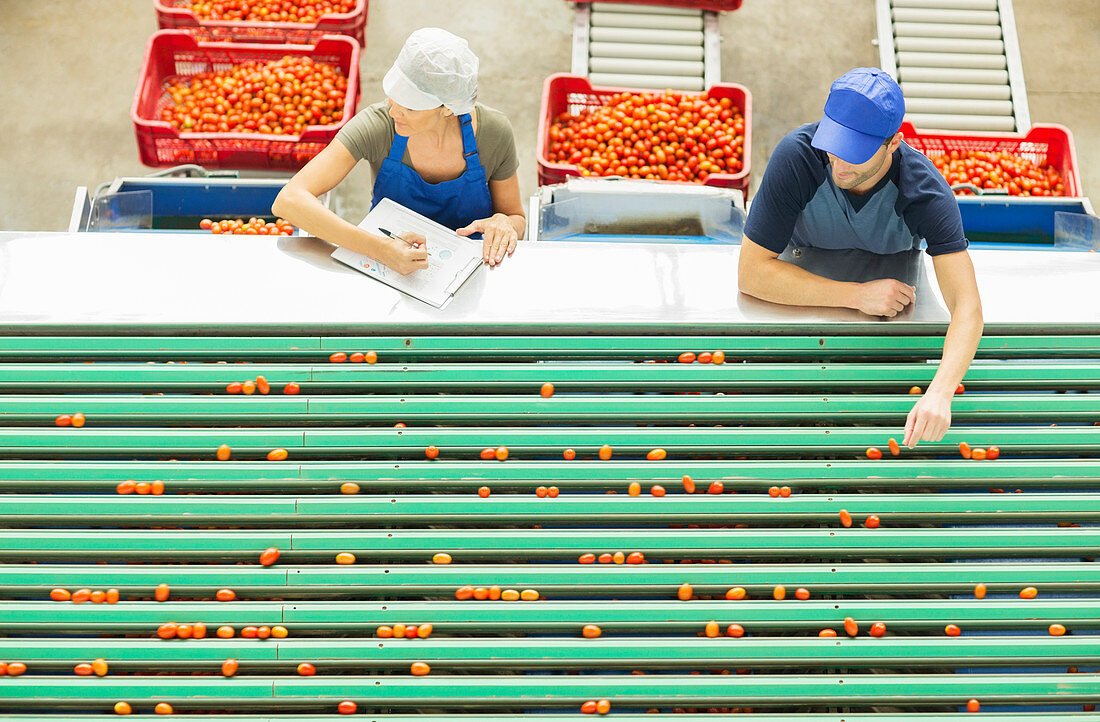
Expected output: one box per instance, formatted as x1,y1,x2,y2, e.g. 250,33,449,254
768,486,780,497
727,623,745,637
967,699,980,713
50,588,71,602
681,475,695,493
71,412,86,427
870,622,887,637
365,351,378,364
819,628,838,637
678,352,696,363
55,414,72,427
217,626,234,638
266,448,288,461
226,382,242,394
795,587,810,600
986,446,1001,460
520,589,540,601
707,481,724,495
563,448,576,460
410,661,431,676
540,382,555,397
945,624,962,636
677,582,693,601
726,586,746,600
114,702,133,715
959,442,972,459
864,515,881,529
349,352,365,363
216,444,231,461
335,552,356,565
598,444,613,460
296,663,316,676
259,547,280,566
866,447,882,460
650,484,666,497
646,448,667,461
221,659,239,677
705,620,720,637
839,509,853,528
425,445,439,459
888,438,900,456
283,381,301,395
341,482,360,495
843,617,859,637
1020,586,1038,599
338,701,357,715
155,583,170,602
1049,623,1067,636
477,486,491,497
582,624,602,638
154,703,173,715
329,352,347,363
971,448,987,461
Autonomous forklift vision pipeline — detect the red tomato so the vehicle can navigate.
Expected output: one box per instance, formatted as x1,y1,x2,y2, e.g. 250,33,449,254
410,661,431,676
425,445,439,459
540,382,555,397
707,481,724,495
547,486,559,497
226,381,242,394
650,484,666,497
582,624,602,638
838,509,853,528
581,701,598,715
55,414,72,427
329,352,347,363
74,663,93,676
959,442,972,459
479,447,496,460
349,352,365,363
255,375,270,394
563,448,576,460
681,475,695,493
843,617,859,637
116,481,135,494
283,381,301,394
697,352,713,364
477,486,490,498
259,547,280,566
967,699,980,713
866,447,882,460
945,624,962,636
870,622,887,637
986,446,1001,460
297,662,316,676
579,553,595,564
888,438,900,456
535,486,548,498
338,701,357,715
727,623,745,637
221,659,239,677
864,515,881,529
794,587,810,600
678,352,696,363
768,486,780,497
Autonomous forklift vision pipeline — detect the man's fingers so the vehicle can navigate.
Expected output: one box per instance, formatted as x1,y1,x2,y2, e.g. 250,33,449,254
908,414,928,449
902,407,917,447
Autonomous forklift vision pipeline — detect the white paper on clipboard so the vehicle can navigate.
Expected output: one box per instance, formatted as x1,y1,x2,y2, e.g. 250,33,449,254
331,198,483,308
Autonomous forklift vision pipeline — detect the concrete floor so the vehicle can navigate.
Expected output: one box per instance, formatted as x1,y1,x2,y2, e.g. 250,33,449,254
0,1,1096,231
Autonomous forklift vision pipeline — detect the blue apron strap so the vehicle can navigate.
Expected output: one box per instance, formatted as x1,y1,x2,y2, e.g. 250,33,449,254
458,113,481,172
386,130,409,162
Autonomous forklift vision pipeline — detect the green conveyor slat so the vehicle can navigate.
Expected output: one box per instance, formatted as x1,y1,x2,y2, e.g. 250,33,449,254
0,563,1096,595
0,459,1094,483
1,494,1095,525
3,333,1100,360
1,361,1098,391
1,394,1098,425
5,637,1098,668
3,528,1098,560
1,600,1095,631
0,674,1095,706
1,426,1096,458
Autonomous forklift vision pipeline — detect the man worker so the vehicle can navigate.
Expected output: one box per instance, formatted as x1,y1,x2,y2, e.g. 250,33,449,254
738,68,983,447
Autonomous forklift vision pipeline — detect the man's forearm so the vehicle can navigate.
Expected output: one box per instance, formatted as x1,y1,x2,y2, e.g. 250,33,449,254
739,256,859,309
926,299,983,399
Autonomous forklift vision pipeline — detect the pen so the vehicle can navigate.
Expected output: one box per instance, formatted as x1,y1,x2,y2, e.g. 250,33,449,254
378,227,431,257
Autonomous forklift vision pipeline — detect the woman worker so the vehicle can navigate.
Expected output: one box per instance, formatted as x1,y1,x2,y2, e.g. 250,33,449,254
273,28,525,274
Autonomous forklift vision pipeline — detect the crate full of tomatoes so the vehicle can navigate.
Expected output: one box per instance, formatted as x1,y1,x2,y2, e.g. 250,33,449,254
154,0,368,45
538,74,751,194
131,30,360,170
900,122,1081,197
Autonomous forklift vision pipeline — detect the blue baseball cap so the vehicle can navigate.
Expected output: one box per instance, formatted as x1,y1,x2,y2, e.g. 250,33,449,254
811,67,906,164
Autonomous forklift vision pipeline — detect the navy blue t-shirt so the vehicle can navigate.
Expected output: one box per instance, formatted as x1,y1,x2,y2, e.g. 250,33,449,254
744,122,968,256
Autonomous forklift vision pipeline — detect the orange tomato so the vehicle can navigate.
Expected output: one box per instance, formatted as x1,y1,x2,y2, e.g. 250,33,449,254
432,552,452,565
795,587,810,600
151,480,165,495
726,587,746,600
726,623,745,637
535,486,548,498
705,620,720,637
678,352,696,364
242,380,256,395
520,589,540,601
155,583,170,602
71,412,86,428
192,623,207,639
839,509,853,528
598,444,613,460
477,486,491,497
650,484,666,497
582,624,602,638
116,481,135,494
974,583,987,599
425,445,439,459
563,448,576,460
540,382,555,397
843,617,859,637
226,382,242,394
283,381,301,395
1020,586,1038,599
329,352,347,363
866,447,882,460
255,376,270,394
266,448,288,461
596,699,611,714
376,625,393,638
114,701,133,715
135,482,151,495
888,438,900,456
1049,623,1067,636
410,661,431,676
221,659,239,677
72,588,91,604
335,552,356,565
90,590,106,604
773,585,786,600
547,486,560,497
818,628,838,637
216,626,234,638
296,662,316,676
681,475,695,493
495,446,509,461
259,547,280,566
417,623,433,638
712,350,725,364
454,586,475,601
365,351,378,364
768,486,780,497
909,386,922,395
646,448,667,461
501,589,520,601
338,701,357,714
677,582,693,601
50,588,71,602
870,622,887,637
155,702,174,714
959,441,972,459
340,482,360,495
627,482,641,496
945,624,961,636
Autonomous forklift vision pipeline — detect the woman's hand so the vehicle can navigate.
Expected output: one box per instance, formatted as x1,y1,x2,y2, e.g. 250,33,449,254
379,232,429,275
457,213,518,267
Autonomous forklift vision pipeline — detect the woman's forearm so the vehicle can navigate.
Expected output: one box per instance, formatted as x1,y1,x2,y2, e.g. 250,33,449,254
273,186,388,258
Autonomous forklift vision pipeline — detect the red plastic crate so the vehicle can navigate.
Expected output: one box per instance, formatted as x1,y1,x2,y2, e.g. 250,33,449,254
131,30,361,171
899,121,1081,197
154,0,367,45
537,73,752,194
571,0,743,10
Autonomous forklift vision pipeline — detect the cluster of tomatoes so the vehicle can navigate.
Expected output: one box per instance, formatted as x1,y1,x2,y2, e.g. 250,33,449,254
929,149,1065,196
161,55,347,135
201,217,295,235
180,0,357,23
545,91,746,183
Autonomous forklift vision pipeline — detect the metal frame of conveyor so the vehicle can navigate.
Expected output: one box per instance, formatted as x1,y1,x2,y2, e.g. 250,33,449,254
876,0,1031,132
572,2,720,92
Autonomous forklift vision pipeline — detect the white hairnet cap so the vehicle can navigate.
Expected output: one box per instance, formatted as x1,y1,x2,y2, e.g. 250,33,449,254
382,28,479,116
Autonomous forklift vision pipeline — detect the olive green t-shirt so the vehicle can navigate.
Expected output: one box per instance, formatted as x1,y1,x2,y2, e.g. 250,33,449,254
335,101,519,182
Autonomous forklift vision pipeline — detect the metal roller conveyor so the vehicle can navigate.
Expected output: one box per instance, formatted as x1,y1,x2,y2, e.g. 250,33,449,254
904,112,1017,131
590,1,700,15
892,0,997,8
588,57,705,78
898,66,1009,84
892,21,1002,39
588,26,704,46
895,36,1005,54
588,41,703,61
589,10,703,31
891,8,1000,25
896,51,1007,69
904,97,1014,115
900,82,1010,100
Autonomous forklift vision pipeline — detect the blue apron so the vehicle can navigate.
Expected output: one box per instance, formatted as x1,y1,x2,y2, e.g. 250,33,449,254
370,112,493,232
